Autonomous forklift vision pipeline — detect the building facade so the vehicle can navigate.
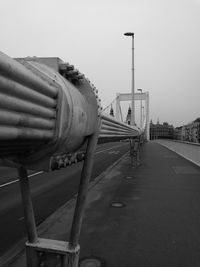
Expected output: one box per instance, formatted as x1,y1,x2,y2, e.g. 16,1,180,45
150,120,174,140
174,118,200,143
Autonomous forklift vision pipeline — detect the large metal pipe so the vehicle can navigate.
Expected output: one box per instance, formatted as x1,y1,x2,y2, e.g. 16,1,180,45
101,121,133,132
101,113,139,131
0,75,56,108
101,122,134,131
0,52,58,98
18,166,38,244
101,125,133,134
100,113,140,140
0,126,54,140
0,52,141,171
0,110,54,130
0,93,56,118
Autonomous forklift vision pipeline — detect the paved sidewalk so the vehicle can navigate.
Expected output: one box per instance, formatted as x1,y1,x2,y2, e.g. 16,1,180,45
10,142,200,266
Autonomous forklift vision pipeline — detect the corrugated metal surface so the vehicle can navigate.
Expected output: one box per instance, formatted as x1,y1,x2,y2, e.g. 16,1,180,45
99,113,140,141
0,52,58,157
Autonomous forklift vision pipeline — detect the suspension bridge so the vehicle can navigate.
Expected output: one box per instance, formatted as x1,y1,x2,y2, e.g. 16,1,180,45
0,51,200,267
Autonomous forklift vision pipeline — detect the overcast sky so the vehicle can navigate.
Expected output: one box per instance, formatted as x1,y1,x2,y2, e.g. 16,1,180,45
1,0,200,127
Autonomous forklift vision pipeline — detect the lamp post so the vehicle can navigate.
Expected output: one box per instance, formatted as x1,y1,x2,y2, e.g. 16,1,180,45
124,32,135,126
142,106,145,127
137,88,142,128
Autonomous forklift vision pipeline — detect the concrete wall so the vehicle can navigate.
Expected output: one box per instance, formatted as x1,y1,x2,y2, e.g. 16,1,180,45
154,139,200,167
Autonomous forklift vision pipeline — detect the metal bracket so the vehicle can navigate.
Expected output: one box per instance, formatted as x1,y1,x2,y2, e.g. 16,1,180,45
26,238,80,267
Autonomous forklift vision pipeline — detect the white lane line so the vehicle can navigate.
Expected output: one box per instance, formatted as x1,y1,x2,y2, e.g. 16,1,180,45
108,151,120,155
0,171,43,188
0,143,127,188
95,144,126,154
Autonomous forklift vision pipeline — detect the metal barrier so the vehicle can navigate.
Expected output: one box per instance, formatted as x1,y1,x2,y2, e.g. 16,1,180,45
0,52,143,266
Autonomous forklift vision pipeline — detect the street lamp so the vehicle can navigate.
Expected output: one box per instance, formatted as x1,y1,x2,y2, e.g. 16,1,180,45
124,32,135,126
137,88,142,128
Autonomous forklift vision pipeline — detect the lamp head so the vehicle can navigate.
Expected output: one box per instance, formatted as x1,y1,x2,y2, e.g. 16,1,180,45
124,32,134,36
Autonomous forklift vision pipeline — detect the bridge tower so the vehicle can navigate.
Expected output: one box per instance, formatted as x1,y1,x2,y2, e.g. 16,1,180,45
115,91,150,140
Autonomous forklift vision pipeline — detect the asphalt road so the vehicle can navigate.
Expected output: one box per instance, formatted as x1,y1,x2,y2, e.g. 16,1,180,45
0,141,129,257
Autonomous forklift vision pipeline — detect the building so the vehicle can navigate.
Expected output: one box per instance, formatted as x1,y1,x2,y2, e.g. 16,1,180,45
150,120,174,140
125,106,131,125
109,106,114,117
174,118,200,143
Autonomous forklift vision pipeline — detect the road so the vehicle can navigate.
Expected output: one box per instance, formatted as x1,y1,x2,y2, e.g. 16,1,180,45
0,141,129,257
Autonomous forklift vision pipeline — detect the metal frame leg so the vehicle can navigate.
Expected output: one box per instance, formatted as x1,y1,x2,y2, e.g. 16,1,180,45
18,166,38,244
129,138,135,166
68,129,99,266
18,127,99,266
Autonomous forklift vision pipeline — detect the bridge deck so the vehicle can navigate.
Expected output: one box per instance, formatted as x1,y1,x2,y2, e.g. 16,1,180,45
10,141,200,266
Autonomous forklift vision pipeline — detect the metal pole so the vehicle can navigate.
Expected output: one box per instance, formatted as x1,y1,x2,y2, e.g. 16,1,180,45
18,166,38,243
115,93,120,121
131,34,135,126
137,89,142,128
146,92,150,140
140,91,142,128
142,106,144,127
69,125,100,249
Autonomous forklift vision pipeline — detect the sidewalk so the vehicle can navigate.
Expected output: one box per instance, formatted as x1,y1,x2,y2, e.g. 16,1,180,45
10,141,200,266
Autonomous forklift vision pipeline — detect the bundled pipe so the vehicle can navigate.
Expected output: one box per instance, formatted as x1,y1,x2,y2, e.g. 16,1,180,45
99,112,140,141
0,52,98,170
0,51,141,171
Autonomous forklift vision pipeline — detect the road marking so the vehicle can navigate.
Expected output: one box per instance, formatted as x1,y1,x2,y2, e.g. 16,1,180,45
95,144,126,154
0,143,128,188
108,151,120,155
0,171,43,188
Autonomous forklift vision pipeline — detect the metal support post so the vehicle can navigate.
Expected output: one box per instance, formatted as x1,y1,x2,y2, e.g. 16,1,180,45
129,137,141,167
18,166,38,244
18,124,99,267
115,93,120,121
129,138,134,166
68,125,100,266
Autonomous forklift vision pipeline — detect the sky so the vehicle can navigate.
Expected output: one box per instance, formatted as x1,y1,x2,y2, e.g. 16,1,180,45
1,0,200,127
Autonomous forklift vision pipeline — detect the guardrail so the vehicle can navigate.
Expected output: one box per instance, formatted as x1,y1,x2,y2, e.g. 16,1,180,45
155,139,200,167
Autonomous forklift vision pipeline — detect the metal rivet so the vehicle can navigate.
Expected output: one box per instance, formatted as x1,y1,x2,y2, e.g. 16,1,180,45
38,252,44,257
126,176,134,180
80,258,102,267
111,202,125,208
